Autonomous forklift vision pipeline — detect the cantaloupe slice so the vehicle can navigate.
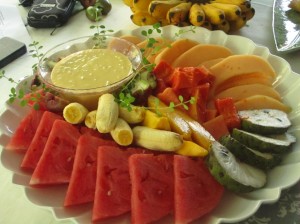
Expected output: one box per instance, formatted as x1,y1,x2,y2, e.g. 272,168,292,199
199,58,224,69
234,95,291,113
214,83,282,102
119,35,143,45
154,38,199,65
210,55,276,92
172,44,233,68
214,72,275,94
137,37,173,64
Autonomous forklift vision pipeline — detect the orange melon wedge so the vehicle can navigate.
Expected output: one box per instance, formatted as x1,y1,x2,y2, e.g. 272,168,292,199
210,55,276,93
214,83,282,102
214,72,275,94
172,44,233,67
234,95,291,113
154,38,199,65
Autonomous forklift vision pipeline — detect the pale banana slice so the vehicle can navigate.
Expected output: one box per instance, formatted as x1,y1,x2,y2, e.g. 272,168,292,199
84,110,97,129
63,102,89,124
110,118,133,146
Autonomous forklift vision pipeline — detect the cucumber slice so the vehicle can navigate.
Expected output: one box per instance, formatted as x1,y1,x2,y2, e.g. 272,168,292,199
220,135,282,170
238,109,291,135
207,141,267,193
232,128,296,153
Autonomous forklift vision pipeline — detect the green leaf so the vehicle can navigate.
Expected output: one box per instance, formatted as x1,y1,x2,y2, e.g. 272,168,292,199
10,87,16,94
190,96,196,104
33,103,40,110
178,95,184,102
20,99,27,107
8,97,15,103
169,101,175,109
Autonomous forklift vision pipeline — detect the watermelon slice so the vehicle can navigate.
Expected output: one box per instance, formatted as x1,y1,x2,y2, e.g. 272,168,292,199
21,111,63,170
6,109,44,152
129,154,174,224
173,155,224,224
92,146,144,222
30,119,81,186
64,135,117,207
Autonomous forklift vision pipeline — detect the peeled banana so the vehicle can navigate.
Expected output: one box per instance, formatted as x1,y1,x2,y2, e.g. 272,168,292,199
132,126,184,152
85,110,97,129
123,0,255,33
96,93,119,133
110,118,133,146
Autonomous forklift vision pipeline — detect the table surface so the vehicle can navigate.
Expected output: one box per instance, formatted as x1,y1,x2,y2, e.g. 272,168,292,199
0,0,300,223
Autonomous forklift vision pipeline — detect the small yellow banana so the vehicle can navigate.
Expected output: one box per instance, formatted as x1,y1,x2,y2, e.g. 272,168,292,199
212,0,251,12
200,3,225,25
133,0,154,12
122,0,133,7
167,2,192,25
243,7,255,21
110,118,133,146
148,0,185,20
210,2,241,21
201,20,213,30
84,110,97,129
130,10,159,26
96,93,119,133
189,3,206,26
63,102,89,124
229,16,247,32
132,126,183,152
213,20,230,33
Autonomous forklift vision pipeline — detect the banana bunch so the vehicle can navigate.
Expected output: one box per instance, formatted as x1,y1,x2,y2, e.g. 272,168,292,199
122,0,255,33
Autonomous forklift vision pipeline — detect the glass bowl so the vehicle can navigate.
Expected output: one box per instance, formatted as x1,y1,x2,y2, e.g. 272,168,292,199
38,35,142,110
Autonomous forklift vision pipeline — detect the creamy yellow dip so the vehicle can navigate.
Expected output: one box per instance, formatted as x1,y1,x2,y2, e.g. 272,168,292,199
51,49,132,89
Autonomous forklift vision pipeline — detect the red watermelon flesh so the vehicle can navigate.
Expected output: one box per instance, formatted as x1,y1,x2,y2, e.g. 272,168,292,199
129,154,174,224
30,119,81,186
92,146,143,222
21,111,63,170
64,135,117,207
6,109,44,152
173,155,224,224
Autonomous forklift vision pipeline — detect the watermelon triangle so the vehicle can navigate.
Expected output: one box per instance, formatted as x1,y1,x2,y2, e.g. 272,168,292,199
92,146,144,222
6,109,44,152
30,120,81,186
64,135,117,207
129,154,174,224
173,155,224,224
21,111,63,170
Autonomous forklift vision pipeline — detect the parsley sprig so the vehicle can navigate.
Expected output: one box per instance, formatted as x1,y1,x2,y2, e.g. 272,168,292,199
90,24,114,48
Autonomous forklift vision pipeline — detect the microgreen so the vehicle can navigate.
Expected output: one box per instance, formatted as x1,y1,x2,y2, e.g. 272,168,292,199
90,24,114,48
29,41,44,72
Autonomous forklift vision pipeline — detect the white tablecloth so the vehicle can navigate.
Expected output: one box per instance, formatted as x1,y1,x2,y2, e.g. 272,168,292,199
0,0,299,223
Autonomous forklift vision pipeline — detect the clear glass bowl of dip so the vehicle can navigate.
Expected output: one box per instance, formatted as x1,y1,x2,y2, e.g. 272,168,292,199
38,35,142,110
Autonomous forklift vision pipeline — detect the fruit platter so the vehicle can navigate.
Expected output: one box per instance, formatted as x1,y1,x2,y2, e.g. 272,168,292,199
1,25,300,224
